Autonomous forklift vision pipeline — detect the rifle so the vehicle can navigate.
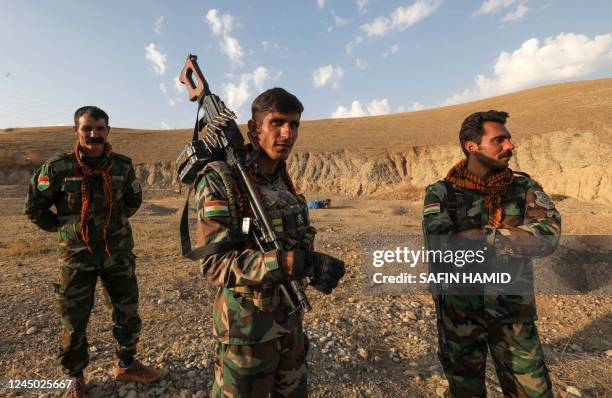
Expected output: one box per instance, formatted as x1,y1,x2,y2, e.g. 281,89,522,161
176,54,312,314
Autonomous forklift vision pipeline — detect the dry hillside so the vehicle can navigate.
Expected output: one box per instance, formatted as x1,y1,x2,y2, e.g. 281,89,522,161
1,78,611,203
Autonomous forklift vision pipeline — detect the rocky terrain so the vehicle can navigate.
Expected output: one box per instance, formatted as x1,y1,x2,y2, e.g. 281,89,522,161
0,79,610,397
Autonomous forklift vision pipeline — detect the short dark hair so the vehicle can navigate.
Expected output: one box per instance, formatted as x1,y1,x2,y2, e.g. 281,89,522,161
74,106,109,127
251,87,303,124
459,110,509,157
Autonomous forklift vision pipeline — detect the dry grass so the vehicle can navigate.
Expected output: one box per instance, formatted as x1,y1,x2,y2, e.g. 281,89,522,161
552,353,612,397
0,238,55,258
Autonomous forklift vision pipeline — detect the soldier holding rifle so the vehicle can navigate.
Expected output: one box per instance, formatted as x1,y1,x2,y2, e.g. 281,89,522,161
177,56,345,397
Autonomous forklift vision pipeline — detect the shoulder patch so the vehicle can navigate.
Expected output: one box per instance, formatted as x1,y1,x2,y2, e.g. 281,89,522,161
203,200,229,217
534,190,555,209
424,203,441,216
37,174,50,191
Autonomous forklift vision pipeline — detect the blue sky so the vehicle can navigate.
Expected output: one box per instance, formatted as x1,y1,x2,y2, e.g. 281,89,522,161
1,0,611,129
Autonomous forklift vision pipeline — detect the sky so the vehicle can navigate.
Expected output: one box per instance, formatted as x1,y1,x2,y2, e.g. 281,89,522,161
0,0,611,129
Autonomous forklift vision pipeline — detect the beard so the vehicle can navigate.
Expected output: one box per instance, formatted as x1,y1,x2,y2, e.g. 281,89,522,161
85,136,105,145
473,151,510,171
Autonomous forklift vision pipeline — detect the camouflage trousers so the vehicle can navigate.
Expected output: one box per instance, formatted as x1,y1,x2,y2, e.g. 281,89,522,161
212,324,308,398
435,297,553,398
54,251,142,375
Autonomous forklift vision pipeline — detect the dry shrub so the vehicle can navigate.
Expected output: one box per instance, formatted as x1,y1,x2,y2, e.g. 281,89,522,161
391,206,408,216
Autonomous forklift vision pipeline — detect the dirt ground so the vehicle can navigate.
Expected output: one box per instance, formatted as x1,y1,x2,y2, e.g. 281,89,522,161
0,185,610,398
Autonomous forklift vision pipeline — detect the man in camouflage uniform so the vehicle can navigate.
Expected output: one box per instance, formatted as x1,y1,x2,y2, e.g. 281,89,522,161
195,88,345,397
423,110,561,397
24,106,159,397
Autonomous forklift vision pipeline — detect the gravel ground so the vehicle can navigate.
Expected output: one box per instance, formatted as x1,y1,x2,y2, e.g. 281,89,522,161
0,189,610,397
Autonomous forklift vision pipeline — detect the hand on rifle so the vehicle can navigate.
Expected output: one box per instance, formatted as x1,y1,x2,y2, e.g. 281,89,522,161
279,250,345,294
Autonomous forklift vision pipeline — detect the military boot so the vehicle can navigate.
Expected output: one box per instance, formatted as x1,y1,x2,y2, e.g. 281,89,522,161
64,375,86,398
114,359,160,383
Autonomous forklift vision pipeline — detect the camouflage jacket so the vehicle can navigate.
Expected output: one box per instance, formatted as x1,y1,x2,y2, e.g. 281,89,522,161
24,151,142,267
423,172,561,322
195,159,315,345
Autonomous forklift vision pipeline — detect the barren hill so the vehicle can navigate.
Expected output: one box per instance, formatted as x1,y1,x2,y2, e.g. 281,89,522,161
1,78,611,202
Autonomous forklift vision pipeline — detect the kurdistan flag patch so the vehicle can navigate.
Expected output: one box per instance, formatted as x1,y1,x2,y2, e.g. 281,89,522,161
37,174,50,191
204,200,229,217
423,203,440,216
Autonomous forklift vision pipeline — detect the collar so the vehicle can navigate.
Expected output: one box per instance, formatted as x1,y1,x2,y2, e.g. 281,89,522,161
247,149,287,184
76,147,111,169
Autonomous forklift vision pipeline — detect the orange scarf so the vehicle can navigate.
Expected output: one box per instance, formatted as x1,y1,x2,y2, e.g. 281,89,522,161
445,159,513,227
74,141,113,256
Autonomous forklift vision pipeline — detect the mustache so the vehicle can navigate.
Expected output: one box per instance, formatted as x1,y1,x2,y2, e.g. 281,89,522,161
499,151,513,158
85,136,105,145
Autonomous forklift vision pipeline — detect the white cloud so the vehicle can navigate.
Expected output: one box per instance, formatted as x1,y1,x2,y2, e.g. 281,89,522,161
223,77,250,114
168,97,184,107
205,9,243,66
409,101,425,111
174,76,185,93
206,9,234,36
222,66,272,116
312,65,344,88
334,15,349,27
476,0,529,22
222,36,244,65
345,35,363,55
159,83,167,94
154,16,164,34
383,44,400,58
332,101,366,118
355,58,368,70
317,0,326,8
476,0,516,15
161,121,171,129
356,0,368,14
398,101,425,112
252,66,269,91
360,0,440,37
442,32,612,105
145,43,167,76
262,40,280,51
367,99,390,115
502,4,528,22
331,98,391,118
